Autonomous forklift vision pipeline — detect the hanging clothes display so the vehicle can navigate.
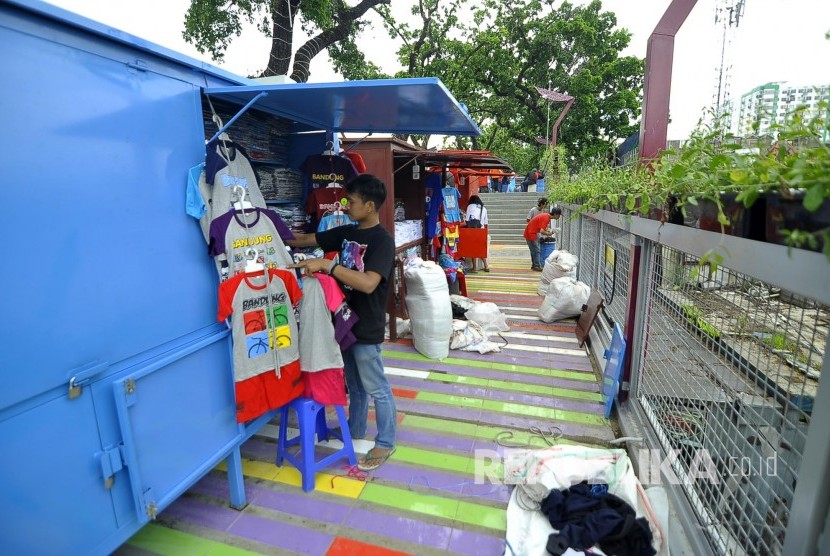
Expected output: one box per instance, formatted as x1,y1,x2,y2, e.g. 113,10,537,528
208,207,295,277
217,268,304,422
305,183,351,230
298,152,358,206
424,173,443,240
317,212,357,232
298,274,347,406
343,151,367,173
197,136,268,240
441,185,462,223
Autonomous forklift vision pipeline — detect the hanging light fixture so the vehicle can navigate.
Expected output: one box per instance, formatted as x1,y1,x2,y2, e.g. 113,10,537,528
412,162,420,180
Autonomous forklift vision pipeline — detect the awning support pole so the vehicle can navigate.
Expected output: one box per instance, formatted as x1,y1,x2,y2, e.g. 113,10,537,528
344,132,373,153
206,92,269,144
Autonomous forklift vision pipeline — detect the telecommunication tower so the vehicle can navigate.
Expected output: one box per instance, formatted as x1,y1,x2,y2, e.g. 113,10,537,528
712,0,746,121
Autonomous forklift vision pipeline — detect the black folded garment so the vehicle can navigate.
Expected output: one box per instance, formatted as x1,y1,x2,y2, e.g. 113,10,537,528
540,482,655,556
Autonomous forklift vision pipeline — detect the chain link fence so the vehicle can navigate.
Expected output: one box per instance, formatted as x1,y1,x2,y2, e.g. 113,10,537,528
560,207,829,554
636,244,825,554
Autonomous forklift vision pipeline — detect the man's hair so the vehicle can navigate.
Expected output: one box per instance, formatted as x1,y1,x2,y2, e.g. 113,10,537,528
549,206,562,216
346,174,387,208
537,197,548,207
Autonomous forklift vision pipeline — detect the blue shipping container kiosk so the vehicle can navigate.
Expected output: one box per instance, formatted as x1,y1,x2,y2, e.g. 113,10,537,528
0,2,481,554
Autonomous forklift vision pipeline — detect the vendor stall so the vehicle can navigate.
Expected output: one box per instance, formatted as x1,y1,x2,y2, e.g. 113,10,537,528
1,1,481,554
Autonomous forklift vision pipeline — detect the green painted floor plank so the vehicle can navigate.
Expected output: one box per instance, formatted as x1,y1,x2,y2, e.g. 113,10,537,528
392,445,471,473
128,524,259,556
360,483,460,522
455,500,507,532
384,350,595,381
414,390,607,427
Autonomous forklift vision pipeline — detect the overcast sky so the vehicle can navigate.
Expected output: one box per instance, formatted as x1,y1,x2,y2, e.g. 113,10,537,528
45,0,830,140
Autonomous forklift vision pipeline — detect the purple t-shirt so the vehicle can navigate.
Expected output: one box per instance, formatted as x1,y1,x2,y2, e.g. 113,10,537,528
209,207,294,250
208,208,296,276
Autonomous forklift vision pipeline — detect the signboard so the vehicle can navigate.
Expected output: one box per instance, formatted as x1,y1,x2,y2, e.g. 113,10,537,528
602,243,617,304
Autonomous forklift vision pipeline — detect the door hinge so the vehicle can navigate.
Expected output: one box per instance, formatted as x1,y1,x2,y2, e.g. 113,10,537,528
97,444,125,489
124,378,136,395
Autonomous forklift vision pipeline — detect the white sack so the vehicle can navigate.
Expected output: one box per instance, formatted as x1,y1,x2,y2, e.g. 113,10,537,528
404,261,452,359
538,250,579,296
465,301,509,332
538,277,590,322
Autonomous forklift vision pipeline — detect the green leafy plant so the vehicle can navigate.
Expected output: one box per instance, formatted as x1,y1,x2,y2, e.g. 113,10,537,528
551,101,830,261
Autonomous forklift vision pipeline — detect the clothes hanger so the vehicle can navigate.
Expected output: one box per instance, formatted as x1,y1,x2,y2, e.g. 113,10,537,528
233,184,254,211
322,140,335,157
325,172,341,188
244,247,264,274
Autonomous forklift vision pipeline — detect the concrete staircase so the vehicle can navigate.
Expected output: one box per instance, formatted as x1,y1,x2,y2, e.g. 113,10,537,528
479,191,545,246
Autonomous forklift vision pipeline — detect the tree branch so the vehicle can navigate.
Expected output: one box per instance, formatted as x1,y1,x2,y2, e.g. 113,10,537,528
290,0,390,82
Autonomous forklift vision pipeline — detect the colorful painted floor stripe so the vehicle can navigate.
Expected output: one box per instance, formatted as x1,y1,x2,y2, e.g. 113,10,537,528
117,250,614,555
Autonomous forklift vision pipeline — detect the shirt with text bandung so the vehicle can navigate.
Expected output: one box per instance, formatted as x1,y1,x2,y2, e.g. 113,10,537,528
217,269,302,383
209,208,295,276
316,224,395,344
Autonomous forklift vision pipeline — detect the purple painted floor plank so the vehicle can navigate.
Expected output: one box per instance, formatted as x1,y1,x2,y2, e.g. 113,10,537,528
160,496,241,531
189,472,260,502
371,462,510,504
228,513,334,555
448,528,507,555
382,357,600,392
396,399,482,423
387,375,603,414
251,487,352,525
343,507,453,550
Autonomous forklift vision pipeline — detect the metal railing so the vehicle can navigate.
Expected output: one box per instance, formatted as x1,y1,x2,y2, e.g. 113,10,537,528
560,206,830,555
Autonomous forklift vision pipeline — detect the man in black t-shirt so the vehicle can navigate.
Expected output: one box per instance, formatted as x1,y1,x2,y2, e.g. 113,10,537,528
289,174,397,471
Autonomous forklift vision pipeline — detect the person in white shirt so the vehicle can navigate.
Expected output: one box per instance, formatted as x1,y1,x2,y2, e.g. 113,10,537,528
464,195,490,272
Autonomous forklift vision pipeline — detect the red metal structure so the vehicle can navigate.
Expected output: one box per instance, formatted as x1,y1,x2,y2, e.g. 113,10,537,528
638,0,698,162
535,86,575,148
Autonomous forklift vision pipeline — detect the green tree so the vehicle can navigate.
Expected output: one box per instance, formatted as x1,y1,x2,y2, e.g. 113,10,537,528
464,0,643,167
183,0,389,83
370,0,642,168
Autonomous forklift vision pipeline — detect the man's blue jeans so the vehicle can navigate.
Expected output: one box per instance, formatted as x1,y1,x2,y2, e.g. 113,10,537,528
343,342,397,450
527,238,541,268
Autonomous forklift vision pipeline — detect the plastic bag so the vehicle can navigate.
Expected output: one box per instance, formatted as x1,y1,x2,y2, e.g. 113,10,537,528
538,277,590,322
465,302,509,332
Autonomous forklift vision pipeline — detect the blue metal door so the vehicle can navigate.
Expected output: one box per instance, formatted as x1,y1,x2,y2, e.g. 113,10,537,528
111,329,241,528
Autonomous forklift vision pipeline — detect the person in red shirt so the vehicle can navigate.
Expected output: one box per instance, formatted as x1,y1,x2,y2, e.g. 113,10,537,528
523,206,561,270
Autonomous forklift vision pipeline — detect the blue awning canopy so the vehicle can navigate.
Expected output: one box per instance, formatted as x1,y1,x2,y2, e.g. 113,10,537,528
203,78,481,137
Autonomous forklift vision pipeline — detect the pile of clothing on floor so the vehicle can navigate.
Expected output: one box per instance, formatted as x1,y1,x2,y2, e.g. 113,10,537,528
505,446,666,556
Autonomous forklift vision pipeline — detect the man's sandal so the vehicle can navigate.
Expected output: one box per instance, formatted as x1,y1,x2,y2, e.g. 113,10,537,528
357,447,396,471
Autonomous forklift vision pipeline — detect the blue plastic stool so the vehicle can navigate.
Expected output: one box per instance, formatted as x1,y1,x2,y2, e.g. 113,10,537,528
276,397,356,492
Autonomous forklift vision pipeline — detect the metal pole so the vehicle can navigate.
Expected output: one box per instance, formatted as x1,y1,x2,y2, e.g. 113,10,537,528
546,80,551,146
638,0,698,163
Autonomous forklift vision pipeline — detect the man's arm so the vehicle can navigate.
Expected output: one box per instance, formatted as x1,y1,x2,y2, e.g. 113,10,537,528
289,257,382,294
285,233,319,248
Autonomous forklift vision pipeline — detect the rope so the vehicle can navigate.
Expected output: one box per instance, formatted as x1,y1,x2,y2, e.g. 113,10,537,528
329,464,368,488
406,475,510,499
